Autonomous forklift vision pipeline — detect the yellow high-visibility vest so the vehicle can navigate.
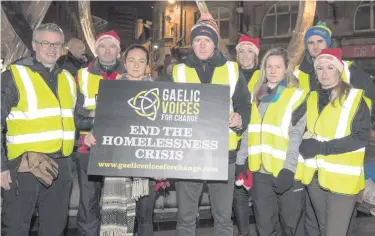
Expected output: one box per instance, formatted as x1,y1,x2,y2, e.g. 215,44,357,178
6,65,77,159
77,67,121,135
248,87,307,180
303,88,365,195
77,67,103,110
247,70,260,93
172,61,241,151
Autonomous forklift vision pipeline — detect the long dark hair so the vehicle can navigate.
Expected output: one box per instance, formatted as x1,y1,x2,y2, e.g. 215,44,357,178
122,44,149,64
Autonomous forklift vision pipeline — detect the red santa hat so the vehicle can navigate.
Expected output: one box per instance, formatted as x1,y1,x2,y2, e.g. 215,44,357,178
94,30,120,50
314,48,344,73
236,35,260,56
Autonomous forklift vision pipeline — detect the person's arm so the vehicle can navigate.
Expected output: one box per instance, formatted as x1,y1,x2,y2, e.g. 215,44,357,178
74,73,94,130
236,128,248,165
231,73,251,132
74,89,94,131
284,103,307,173
350,66,375,120
1,71,19,171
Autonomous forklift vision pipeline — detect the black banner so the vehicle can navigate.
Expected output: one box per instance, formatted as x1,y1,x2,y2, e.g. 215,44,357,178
87,80,230,180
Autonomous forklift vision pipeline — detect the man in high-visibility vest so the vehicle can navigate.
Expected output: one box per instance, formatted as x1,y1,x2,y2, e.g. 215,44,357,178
74,30,125,236
295,21,375,236
1,23,76,235
157,13,251,236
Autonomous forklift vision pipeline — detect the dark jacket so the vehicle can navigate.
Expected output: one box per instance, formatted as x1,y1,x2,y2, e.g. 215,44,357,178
156,50,251,163
240,66,259,85
57,52,89,77
298,52,375,119
316,88,370,155
74,57,126,153
1,57,75,171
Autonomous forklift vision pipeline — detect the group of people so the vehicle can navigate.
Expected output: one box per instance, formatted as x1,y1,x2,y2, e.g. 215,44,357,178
1,12,375,236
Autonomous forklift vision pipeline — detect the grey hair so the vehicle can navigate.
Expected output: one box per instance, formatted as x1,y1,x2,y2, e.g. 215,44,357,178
33,23,65,42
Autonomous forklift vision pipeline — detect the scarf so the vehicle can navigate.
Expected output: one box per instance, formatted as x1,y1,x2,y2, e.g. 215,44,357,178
100,73,153,236
257,79,287,103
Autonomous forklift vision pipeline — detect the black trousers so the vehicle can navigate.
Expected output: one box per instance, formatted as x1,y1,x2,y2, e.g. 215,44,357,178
251,172,305,236
2,157,72,236
136,180,157,236
76,153,103,236
233,185,251,236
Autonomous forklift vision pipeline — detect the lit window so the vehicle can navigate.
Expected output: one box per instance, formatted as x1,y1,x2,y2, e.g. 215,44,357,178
354,1,375,32
262,1,299,38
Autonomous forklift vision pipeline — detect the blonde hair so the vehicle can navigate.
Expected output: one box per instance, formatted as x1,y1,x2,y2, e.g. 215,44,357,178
252,47,298,103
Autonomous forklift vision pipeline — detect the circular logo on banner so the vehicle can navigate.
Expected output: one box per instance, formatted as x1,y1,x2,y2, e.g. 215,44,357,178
128,88,160,121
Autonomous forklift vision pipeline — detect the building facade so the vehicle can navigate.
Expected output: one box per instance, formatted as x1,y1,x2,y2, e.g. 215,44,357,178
152,0,375,76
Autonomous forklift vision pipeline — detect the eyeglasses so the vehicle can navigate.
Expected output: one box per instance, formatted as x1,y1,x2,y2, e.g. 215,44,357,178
34,40,63,49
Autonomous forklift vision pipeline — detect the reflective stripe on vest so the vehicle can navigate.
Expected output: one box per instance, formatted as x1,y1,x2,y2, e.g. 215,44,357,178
173,61,240,151
78,68,102,109
248,87,307,179
6,65,76,159
303,88,365,195
77,68,122,135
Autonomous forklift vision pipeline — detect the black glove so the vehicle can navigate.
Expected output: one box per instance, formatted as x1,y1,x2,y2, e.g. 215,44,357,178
274,168,295,194
299,139,325,159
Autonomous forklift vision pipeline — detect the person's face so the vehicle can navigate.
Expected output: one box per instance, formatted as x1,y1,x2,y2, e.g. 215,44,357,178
125,48,148,79
96,38,120,64
237,44,256,69
32,31,63,65
307,35,328,58
192,35,215,60
70,42,86,59
266,55,287,84
316,60,340,89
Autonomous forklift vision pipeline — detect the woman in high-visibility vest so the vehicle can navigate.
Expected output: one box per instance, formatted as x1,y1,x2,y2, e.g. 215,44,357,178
249,47,307,236
299,48,371,236
84,44,163,236
233,35,260,236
